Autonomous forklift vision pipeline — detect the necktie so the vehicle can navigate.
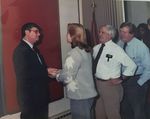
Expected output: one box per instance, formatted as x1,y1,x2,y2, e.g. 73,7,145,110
123,42,127,51
33,46,42,64
121,42,127,75
93,44,105,74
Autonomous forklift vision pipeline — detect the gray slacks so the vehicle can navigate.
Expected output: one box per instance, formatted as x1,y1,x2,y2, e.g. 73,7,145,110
70,98,95,119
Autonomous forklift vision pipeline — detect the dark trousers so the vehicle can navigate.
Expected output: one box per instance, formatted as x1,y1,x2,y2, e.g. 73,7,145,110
146,80,150,119
20,105,48,119
121,75,148,119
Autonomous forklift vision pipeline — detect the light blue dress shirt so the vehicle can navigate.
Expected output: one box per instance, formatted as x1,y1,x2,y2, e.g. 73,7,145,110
118,37,150,86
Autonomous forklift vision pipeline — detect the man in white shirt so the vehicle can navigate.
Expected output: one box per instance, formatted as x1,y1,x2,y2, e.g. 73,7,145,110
93,25,137,119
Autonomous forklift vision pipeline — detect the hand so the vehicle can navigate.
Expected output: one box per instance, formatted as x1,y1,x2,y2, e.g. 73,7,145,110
66,80,78,92
122,75,130,80
110,78,122,85
47,68,59,78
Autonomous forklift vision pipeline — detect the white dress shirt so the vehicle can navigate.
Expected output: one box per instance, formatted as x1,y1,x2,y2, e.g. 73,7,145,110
93,40,137,80
23,39,42,64
23,38,33,48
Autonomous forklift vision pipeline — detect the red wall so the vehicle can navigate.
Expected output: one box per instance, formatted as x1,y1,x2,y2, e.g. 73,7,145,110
1,0,63,113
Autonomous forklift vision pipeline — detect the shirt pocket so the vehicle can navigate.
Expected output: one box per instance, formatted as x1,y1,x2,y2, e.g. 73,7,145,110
131,56,141,64
105,54,113,62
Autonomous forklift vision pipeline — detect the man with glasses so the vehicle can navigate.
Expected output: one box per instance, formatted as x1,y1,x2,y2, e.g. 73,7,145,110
13,22,57,119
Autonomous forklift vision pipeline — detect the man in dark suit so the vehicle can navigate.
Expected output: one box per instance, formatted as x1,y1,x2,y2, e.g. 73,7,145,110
13,22,57,119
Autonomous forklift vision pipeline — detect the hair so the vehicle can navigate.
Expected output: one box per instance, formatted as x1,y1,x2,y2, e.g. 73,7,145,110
104,25,116,39
120,22,136,35
137,23,148,35
67,23,91,52
112,28,119,43
85,28,93,48
21,22,41,38
147,18,150,25
136,23,150,44
137,23,148,30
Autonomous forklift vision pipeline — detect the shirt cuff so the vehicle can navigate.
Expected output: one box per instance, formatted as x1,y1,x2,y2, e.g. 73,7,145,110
56,73,60,81
137,79,144,86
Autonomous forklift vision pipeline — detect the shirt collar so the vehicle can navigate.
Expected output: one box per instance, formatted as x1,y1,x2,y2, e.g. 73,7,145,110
104,40,112,46
23,38,33,48
126,37,136,46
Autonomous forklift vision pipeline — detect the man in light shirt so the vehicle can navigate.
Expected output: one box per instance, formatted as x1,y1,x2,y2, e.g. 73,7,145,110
118,22,150,119
93,25,137,119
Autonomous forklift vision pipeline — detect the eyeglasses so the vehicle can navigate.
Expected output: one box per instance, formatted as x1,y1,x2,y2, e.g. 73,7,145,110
29,29,40,34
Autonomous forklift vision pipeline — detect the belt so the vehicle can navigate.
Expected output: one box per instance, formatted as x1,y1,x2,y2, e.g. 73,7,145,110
96,77,123,85
132,74,141,77
122,74,141,79
96,77,110,81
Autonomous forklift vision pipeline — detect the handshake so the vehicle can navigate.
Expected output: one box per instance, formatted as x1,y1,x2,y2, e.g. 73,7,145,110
47,67,60,78
47,68,78,92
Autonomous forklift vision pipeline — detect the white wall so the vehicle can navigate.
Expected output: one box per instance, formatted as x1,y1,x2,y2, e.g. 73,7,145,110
58,0,79,64
49,0,81,116
0,0,80,118
124,0,150,26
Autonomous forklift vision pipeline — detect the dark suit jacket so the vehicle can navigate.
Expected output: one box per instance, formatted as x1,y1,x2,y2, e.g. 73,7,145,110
13,40,50,112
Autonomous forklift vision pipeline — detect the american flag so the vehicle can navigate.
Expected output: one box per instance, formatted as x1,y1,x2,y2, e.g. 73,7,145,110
90,3,99,47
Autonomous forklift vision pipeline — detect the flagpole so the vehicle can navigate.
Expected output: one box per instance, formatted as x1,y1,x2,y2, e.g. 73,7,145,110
91,0,96,10
90,0,99,46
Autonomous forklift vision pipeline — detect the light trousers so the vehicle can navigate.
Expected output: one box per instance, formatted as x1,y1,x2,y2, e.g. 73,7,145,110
95,80,123,119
